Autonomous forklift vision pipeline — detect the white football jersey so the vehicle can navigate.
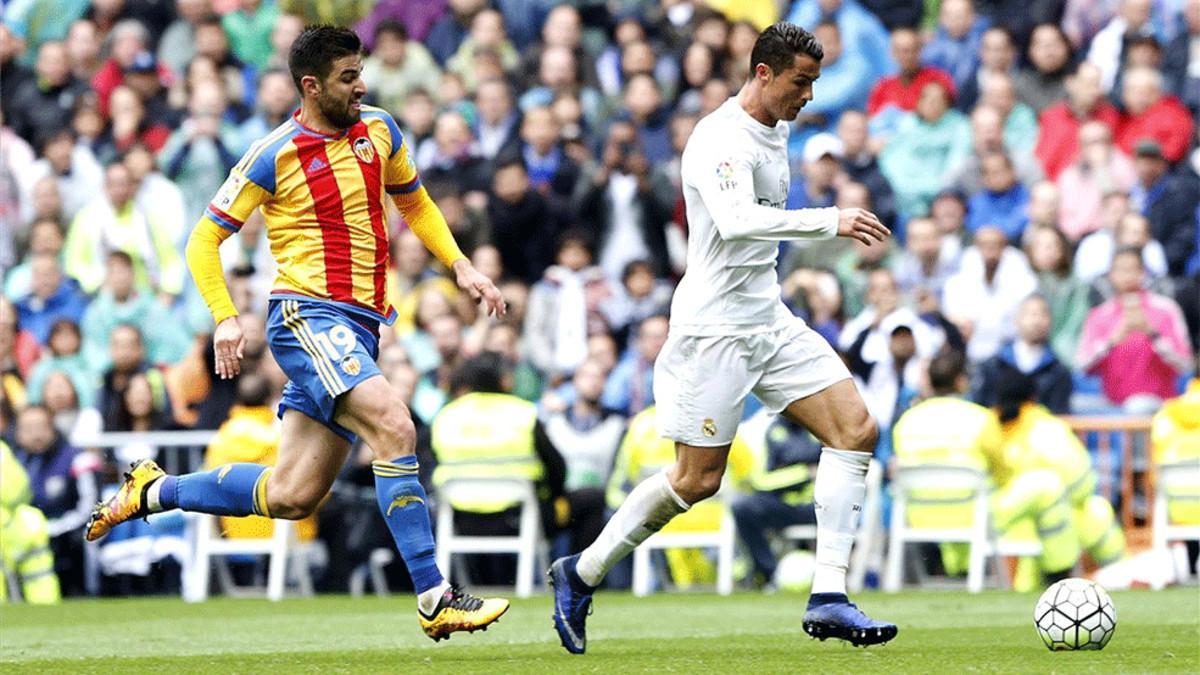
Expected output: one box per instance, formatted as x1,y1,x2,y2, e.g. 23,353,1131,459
671,97,838,336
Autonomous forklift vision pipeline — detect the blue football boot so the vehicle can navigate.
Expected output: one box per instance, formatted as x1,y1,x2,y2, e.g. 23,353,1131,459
547,554,594,654
802,592,898,647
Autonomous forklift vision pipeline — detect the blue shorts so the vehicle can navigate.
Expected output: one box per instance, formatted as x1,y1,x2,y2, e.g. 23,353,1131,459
267,297,382,443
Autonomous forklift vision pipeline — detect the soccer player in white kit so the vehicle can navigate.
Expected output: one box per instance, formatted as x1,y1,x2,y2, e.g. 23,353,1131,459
548,22,897,653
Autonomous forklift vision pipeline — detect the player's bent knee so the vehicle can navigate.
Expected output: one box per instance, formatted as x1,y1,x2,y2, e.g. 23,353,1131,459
670,466,723,505
372,407,416,460
833,414,878,454
265,475,323,519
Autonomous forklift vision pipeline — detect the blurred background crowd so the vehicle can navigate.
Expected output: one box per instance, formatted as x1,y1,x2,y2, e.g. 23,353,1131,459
1,0,1197,601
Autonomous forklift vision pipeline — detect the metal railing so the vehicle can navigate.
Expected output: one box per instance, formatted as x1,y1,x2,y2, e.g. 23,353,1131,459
71,430,216,475
1063,416,1154,545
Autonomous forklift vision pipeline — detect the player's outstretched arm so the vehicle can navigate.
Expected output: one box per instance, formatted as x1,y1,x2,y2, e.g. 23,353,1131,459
185,219,245,379
392,186,505,318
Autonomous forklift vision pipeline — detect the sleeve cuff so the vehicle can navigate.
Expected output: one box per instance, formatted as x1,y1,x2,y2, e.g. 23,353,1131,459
204,206,243,232
386,177,422,195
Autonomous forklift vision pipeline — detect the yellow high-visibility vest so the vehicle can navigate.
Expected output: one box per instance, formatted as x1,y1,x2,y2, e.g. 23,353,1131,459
431,392,543,513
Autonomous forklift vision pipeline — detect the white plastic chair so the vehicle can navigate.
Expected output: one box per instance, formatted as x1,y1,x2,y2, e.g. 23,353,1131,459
632,507,736,597
1153,459,1200,585
884,464,1041,593
780,459,884,593
185,515,313,602
434,477,546,598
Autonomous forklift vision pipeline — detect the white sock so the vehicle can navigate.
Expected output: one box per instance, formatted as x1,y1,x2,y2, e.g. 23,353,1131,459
811,447,870,595
576,470,689,587
145,477,166,513
417,580,451,615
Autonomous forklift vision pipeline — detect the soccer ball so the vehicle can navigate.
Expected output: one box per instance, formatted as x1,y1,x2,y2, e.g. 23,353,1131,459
773,550,816,593
1034,578,1117,651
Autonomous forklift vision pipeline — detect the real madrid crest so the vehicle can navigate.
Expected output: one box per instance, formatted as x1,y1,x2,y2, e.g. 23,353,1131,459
341,355,362,376
352,137,376,164
702,418,717,437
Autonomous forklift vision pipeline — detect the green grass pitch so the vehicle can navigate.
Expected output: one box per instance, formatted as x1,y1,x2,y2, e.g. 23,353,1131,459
2,588,1198,673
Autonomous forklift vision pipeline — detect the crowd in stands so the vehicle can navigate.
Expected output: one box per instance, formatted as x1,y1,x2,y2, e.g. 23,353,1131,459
1,0,1197,599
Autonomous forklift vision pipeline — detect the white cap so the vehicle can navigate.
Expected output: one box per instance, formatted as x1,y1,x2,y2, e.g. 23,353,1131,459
803,132,844,163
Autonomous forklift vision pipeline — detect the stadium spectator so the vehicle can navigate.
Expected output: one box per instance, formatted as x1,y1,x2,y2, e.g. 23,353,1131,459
867,27,956,117
845,309,925,433
80,251,188,370
601,260,674,350
125,143,186,253
486,157,566,285
38,370,101,442
958,25,1017,112
1073,194,1163,282
949,105,1043,197
96,324,168,428
480,322,542,402
731,414,822,586
879,80,972,219
1076,248,1192,411
15,254,88,346
222,0,279,71
26,128,103,222
156,0,207,76
892,350,1080,593
515,5,587,92
542,359,626,555
418,110,488,193
601,315,667,418
524,231,612,381
973,294,1073,413
1151,374,1200,573
789,133,840,209
1087,0,1157,94
361,20,441,117
430,352,566,584
4,220,65,302
107,371,170,433
471,78,518,161
424,0,486,65
63,162,184,298
518,105,580,201
942,226,1038,363
577,121,675,279
892,217,958,302
0,297,39,384
11,404,99,596
1129,139,1200,276
445,8,518,92
159,80,240,222
978,72,1038,157
95,83,171,162
836,110,897,228
0,440,61,604
90,19,157,116
25,319,95,410
7,41,90,145
1025,226,1091,367
835,220,897,318
122,50,174,129
923,0,990,93
1055,121,1137,241
1012,23,1074,113
235,68,298,153
1162,0,1200,114
965,151,1031,243
991,366,1127,573
1034,63,1120,182
64,19,101,82
266,13,304,70
1115,67,1195,164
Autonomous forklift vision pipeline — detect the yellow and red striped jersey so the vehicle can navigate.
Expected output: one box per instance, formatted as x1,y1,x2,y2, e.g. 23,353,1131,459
204,105,420,324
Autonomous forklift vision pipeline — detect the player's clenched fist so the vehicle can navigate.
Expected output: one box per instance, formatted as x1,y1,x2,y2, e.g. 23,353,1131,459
836,207,891,246
213,316,246,380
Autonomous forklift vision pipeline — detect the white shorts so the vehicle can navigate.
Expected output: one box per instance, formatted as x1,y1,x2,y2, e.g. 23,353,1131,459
654,318,851,446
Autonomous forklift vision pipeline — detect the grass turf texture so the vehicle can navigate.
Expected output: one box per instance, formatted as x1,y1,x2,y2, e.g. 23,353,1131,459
2,589,1197,673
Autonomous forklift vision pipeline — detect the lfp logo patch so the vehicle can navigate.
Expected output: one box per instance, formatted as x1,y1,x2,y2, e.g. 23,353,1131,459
353,137,376,164
715,161,736,191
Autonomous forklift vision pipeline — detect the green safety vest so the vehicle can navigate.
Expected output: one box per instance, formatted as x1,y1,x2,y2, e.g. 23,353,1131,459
431,392,543,513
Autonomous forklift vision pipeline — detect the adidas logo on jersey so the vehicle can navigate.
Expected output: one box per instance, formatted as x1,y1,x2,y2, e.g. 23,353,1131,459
307,157,328,172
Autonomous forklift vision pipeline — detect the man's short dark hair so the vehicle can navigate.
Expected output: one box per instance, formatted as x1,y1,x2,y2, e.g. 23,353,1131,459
450,352,507,396
288,25,363,93
928,348,967,395
236,373,272,407
748,22,823,79
374,19,407,43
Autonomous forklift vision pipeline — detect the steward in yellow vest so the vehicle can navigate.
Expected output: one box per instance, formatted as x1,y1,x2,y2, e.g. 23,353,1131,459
1,440,61,604
431,352,566,527
893,349,1081,591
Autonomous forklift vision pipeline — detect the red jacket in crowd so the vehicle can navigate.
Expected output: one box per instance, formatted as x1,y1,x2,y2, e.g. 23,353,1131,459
867,66,957,116
1115,95,1196,163
1034,101,1121,181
